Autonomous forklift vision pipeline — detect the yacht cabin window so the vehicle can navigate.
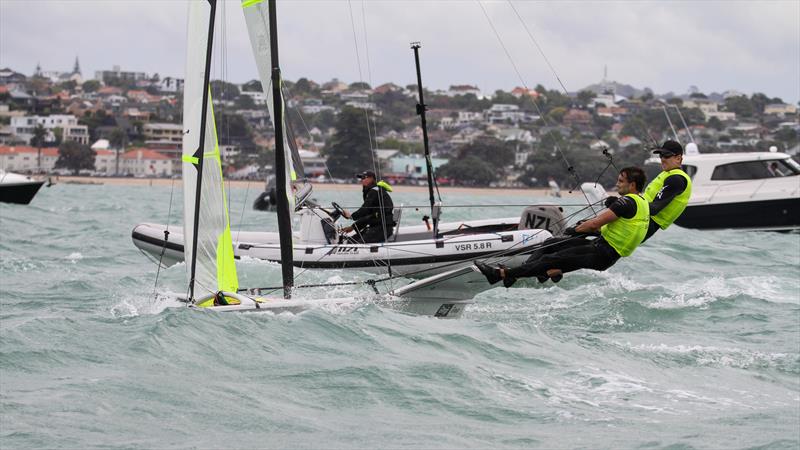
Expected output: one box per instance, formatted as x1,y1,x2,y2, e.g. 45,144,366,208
711,158,800,181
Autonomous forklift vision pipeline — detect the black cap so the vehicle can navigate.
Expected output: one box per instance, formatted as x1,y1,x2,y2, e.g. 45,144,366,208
652,140,684,157
355,170,376,179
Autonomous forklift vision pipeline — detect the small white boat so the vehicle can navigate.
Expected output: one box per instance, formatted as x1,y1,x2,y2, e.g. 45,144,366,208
674,152,800,231
132,204,562,277
0,170,45,205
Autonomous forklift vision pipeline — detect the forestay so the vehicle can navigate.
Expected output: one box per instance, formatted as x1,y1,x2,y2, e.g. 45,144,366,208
182,0,238,298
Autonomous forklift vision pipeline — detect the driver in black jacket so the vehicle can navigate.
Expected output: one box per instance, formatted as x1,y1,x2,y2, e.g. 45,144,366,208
341,170,395,243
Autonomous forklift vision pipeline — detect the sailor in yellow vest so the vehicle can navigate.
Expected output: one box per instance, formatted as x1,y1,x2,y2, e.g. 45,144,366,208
643,140,693,241
476,167,650,287
598,141,692,243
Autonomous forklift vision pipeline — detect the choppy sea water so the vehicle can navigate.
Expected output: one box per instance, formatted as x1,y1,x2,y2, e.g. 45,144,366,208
1,181,799,449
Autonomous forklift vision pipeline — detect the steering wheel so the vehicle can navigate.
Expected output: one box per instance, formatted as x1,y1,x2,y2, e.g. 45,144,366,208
328,201,345,221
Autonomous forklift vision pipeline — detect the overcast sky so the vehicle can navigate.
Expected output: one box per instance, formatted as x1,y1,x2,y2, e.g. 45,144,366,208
1,0,798,103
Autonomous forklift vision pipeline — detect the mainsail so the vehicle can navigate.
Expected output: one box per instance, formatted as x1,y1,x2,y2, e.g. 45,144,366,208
183,0,238,299
242,0,311,212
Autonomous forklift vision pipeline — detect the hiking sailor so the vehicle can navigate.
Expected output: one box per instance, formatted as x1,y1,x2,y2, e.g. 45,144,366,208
476,167,650,287
341,170,395,243
628,140,693,241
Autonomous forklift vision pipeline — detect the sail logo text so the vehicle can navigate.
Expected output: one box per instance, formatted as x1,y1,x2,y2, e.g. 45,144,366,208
326,246,360,255
454,242,492,251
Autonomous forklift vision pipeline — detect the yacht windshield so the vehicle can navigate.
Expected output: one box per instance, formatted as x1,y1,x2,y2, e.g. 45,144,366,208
779,157,800,175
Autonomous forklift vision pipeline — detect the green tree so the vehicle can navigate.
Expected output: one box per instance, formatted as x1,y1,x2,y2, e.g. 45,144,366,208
774,127,798,144
31,124,47,173
240,79,262,92
210,80,240,100
437,156,496,186
52,127,64,146
82,80,101,93
349,82,371,90
109,127,127,175
724,96,754,118
323,106,373,178
234,94,256,110
293,78,318,96
707,116,725,131
454,136,514,170
576,90,596,108
215,112,255,150
55,140,95,174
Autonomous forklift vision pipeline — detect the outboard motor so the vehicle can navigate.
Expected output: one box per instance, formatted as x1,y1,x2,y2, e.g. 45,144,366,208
519,204,566,236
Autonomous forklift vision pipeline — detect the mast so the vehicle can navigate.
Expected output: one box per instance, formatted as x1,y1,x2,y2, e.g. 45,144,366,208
268,0,294,298
411,43,439,238
188,0,217,301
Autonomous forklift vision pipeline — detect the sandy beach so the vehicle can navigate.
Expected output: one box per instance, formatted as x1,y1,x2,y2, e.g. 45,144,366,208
53,175,583,197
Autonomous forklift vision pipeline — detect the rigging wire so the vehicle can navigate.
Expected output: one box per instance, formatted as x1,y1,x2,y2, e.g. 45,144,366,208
475,1,596,214
347,0,395,283
151,176,178,299
505,1,660,166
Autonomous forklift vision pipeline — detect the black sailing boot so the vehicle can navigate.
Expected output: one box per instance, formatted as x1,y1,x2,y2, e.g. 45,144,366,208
475,261,502,285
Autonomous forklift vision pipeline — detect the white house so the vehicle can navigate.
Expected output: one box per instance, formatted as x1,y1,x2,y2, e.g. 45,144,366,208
239,89,267,106
485,104,525,124
10,115,89,145
121,149,173,176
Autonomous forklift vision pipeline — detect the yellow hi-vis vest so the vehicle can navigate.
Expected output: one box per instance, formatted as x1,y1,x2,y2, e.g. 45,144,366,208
643,169,693,229
600,193,649,257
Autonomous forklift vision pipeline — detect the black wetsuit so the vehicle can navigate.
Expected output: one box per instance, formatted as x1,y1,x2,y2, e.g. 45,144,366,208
643,174,688,241
350,183,394,243
508,196,638,279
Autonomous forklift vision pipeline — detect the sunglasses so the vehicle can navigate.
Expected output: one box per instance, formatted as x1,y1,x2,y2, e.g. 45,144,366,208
659,153,678,159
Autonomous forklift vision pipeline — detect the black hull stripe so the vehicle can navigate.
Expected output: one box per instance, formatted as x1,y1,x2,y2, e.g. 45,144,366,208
0,181,45,204
676,197,800,230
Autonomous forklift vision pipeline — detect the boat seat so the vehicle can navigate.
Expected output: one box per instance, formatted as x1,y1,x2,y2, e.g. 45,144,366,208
389,205,403,242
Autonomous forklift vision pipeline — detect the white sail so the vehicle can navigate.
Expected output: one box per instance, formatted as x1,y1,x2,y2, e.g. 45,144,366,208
241,0,304,212
183,0,238,298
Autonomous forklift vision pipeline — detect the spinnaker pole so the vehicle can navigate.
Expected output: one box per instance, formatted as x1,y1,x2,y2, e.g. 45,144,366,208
188,0,217,301
411,43,439,238
268,0,294,298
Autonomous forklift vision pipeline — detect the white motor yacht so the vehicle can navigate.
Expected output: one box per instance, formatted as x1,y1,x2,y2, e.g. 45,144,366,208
673,152,799,231
0,170,46,205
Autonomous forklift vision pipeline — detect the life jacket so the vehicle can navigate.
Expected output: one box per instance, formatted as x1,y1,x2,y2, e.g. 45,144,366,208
643,169,692,229
600,193,649,257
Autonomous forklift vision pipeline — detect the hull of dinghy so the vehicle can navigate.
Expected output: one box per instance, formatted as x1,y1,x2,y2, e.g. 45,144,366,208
132,221,553,277
188,291,471,318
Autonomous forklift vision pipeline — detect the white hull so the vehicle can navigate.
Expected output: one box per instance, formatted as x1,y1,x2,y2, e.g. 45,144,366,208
133,216,555,278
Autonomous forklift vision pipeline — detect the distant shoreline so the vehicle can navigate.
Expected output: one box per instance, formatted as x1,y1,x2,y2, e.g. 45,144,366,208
53,175,583,197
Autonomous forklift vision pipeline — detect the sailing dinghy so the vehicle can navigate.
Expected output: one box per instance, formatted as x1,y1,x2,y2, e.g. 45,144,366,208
175,0,505,317
133,0,563,278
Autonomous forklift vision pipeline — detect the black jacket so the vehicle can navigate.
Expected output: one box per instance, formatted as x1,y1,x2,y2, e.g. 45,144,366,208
351,182,394,232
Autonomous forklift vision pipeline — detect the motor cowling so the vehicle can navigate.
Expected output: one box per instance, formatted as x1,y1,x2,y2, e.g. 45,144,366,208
519,204,565,236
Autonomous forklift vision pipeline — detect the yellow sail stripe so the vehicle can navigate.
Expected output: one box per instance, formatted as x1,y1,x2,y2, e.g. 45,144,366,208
208,88,239,293
241,0,263,8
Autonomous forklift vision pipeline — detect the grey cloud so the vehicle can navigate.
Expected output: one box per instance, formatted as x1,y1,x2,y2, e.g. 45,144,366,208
1,0,797,102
